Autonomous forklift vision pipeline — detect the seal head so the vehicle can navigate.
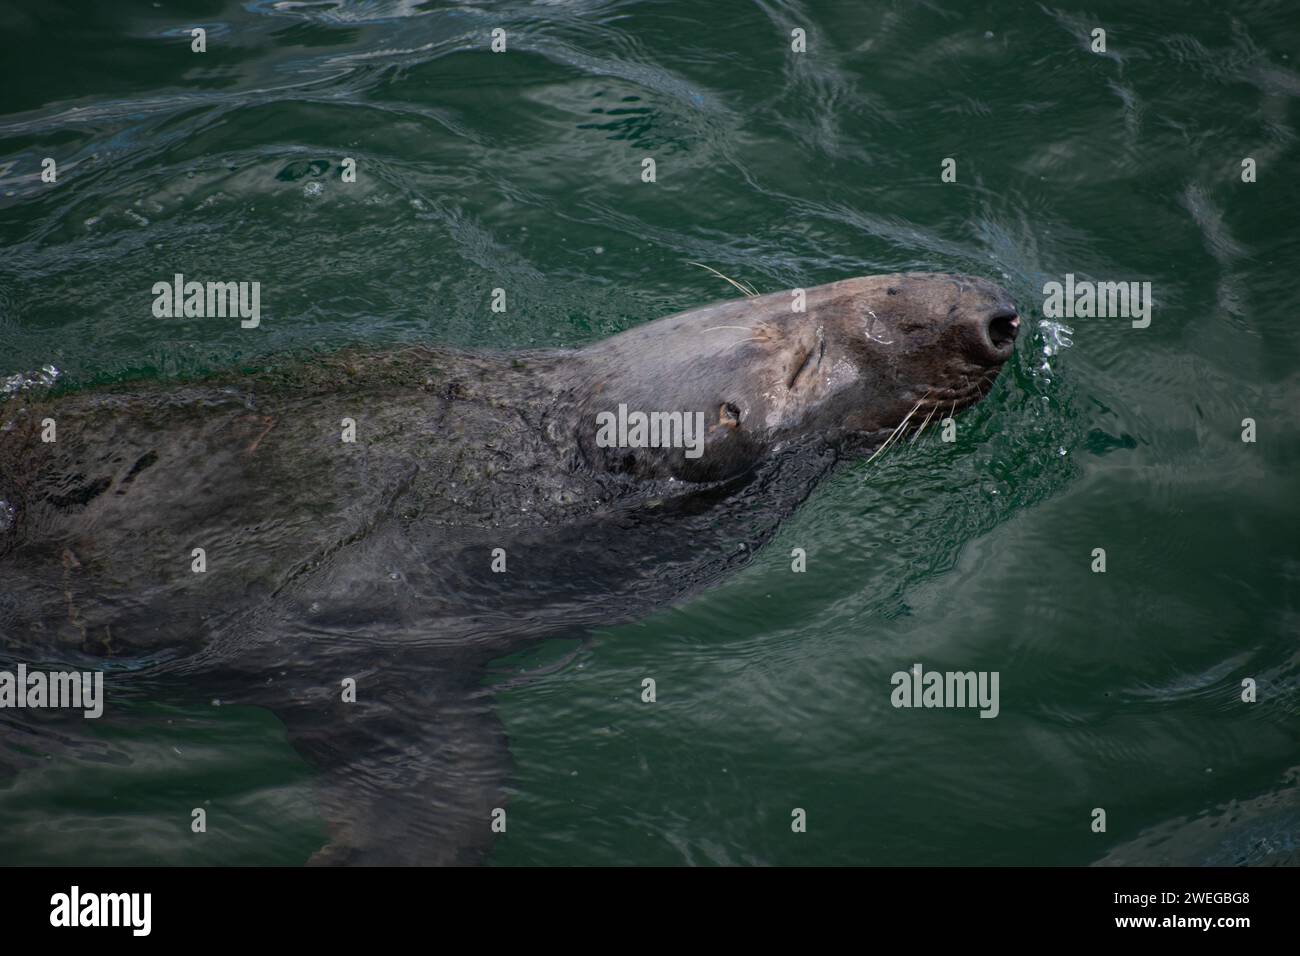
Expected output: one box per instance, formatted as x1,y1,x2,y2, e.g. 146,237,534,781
574,272,1020,481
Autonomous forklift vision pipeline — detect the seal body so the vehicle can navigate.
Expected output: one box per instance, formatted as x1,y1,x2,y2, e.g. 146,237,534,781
0,272,1019,863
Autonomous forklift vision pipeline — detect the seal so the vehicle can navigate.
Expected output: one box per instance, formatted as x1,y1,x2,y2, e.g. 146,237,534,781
0,271,1019,863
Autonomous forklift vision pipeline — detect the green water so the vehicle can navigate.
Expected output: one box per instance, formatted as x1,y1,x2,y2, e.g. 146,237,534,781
2,0,1298,865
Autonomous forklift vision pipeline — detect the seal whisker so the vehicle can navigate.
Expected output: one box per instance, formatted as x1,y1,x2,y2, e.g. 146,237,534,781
865,410,912,465
865,394,927,466
698,325,764,353
884,399,926,455
910,404,938,445
864,426,902,467
687,261,760,298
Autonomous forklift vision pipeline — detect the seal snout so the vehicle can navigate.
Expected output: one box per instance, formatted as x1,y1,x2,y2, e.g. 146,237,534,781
965,304,1020,365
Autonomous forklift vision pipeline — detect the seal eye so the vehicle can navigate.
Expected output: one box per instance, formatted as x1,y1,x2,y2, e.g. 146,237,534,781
719,402,741,428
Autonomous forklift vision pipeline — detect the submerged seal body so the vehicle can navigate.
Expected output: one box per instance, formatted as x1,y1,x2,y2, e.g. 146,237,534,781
0,272,1019,863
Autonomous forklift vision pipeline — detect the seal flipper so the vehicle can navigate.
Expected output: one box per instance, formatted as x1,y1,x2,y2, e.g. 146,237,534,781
254,656,508,866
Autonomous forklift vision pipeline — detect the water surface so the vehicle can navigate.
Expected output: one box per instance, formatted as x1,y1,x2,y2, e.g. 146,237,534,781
1,0,1298,865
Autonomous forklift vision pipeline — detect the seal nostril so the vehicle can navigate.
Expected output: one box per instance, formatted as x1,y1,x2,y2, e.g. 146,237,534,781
986,310,1019,351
